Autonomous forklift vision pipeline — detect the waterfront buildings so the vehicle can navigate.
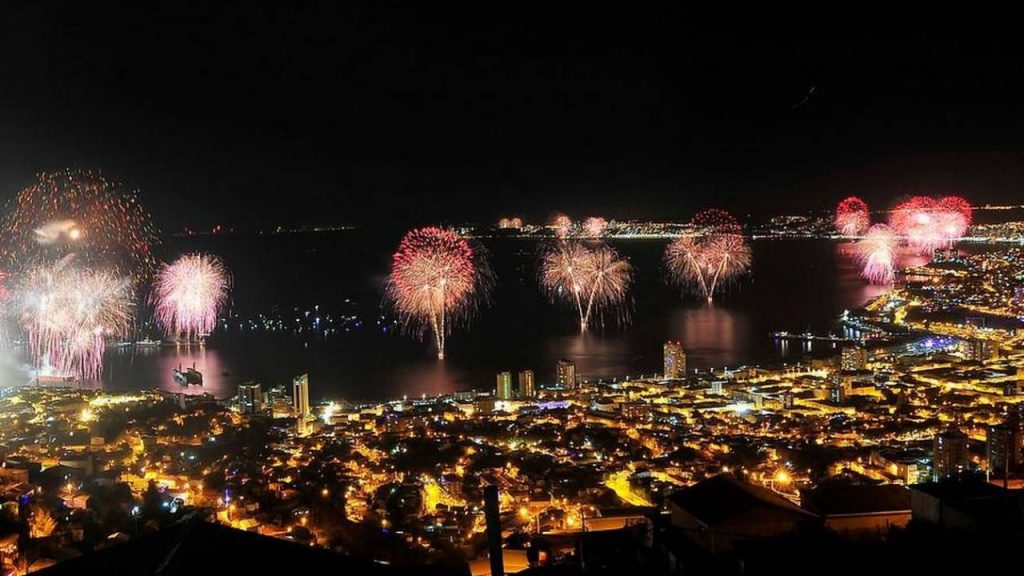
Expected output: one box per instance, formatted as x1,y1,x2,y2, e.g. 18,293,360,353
663,341,686,379
495,371,513,400
237,382,262,415
556,359,576,389
517,369,535,399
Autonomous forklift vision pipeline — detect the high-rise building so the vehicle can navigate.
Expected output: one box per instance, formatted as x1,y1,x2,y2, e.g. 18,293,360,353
664,341,686,379
238,382,262,415
962,338,998,363
933,428,970,481
987,413,1024,479
496,371,513,400
293,373,310,420
517,370,535,399
556,359,576,389
840,345,868,371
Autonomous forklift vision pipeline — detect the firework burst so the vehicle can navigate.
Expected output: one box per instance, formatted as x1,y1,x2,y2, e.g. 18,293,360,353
857,224,897,284
889,196,972,253
0,169,159,284
153,254,231,341
552,215,573,239
835,197,870,236
387,227,491,359
583,217,608,237
15,259,133,381
664,209,751,304
540,241,632,332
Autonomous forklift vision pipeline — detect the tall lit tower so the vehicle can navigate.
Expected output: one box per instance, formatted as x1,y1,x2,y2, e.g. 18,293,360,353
518,370,535,398
556,359,576,389
238,382,262,415
496,371,513,400
663,341,686,379
293,373,310,420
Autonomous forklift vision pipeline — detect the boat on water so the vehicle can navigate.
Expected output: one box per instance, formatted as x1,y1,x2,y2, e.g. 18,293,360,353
135,338,162,348
173,363,203,386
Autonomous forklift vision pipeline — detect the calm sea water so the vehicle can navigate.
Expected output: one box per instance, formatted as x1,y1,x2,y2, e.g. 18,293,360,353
1,233,937,402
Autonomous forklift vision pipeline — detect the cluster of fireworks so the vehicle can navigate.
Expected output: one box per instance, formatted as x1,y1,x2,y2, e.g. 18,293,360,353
386,227,492,359
0,169,159,285
663,209,752,304
540,241,633,332
0,170,232,383
834,195,973,285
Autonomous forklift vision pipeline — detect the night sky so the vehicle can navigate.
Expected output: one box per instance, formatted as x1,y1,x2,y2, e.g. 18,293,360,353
2,3,1023,230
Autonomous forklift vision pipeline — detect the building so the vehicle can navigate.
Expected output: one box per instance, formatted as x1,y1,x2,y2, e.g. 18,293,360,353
663,341,686,379
556,359,576,389
495,372,513,400
987,414,1024,479
962,338,998,363
667,474,817,554
933,428,969,481
840,345,868,371
293,373,310,420
517,370,535,399
801,484,911,539
237,382,262,415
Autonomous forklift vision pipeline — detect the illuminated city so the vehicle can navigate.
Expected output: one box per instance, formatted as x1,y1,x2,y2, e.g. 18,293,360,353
1,5,1023,576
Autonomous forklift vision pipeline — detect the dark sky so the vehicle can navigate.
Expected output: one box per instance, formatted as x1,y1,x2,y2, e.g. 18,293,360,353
2,3,1024,230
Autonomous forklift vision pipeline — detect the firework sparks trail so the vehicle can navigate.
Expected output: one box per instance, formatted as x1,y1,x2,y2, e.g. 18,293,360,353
0,169,159,285
152,254,231,341
857,224,897,284
835,197,870,236
387,227,491,359
664,209,751,304
15,258,133,381
540,241,632,332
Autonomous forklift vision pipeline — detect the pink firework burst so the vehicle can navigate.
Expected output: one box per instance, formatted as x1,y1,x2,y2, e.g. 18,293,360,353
552,214,573,238
16,259,133,381
387,227,491,359
835,197,870,236
152,253,231,340
583,217,608,237
857,224,897,284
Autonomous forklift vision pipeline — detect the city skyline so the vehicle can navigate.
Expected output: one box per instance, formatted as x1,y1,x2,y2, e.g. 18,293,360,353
4,4,1024,575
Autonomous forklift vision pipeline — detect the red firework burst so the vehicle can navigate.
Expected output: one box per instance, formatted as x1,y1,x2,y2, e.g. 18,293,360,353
835,197,870,236
889,195,972,252
387,227,490,359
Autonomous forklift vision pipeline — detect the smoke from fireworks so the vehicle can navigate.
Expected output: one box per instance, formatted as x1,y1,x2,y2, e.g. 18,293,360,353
889,196,972,253
15,259,133,381
583,217,608,237
664,209,751,304
552,215,573,238
540,241,632,332
387,227,491,359
153,254,231,340
835,197,870,236
0,169,159,284
857,224,897,284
